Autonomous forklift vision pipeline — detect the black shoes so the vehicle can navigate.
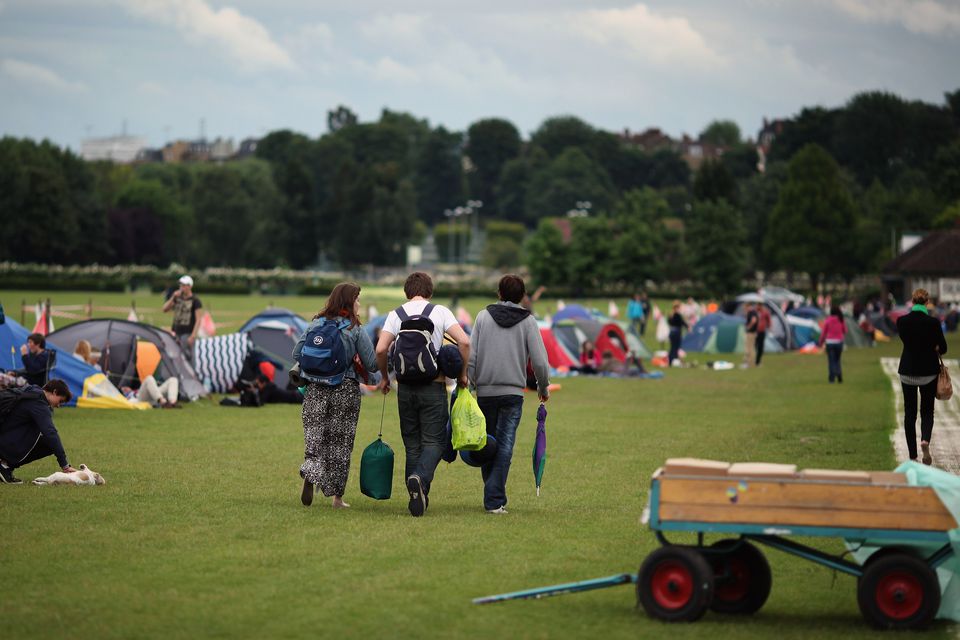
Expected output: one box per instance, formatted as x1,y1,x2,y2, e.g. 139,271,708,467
300,476,314,506
407,475,426,517
0,463,22,484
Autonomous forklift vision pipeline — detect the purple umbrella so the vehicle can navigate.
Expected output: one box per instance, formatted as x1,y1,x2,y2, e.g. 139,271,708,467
532,403,547,496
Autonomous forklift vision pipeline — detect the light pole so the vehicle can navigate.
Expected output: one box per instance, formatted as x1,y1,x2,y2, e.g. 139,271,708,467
567,200,592,218
466,200,483,259
456,205,470,269
444,208,455,264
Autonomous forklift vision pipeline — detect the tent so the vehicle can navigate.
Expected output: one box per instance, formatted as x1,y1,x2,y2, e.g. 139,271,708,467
786,308,871,348
245,322,299,389
552,304,595,323
725,295,794,350
538,322,577,369
786,315,821,347
552,319,648,362
47,319,207,401
0,316,142,409
195,333,252,393
843,317,872,348
682,313,783,355
758,286,805,306
238,308,308,335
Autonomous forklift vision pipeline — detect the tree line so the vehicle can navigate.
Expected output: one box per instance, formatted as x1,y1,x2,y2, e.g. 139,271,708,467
1,90,958,295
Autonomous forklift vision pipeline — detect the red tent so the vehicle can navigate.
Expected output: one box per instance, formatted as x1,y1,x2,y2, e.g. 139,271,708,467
539,326,575,368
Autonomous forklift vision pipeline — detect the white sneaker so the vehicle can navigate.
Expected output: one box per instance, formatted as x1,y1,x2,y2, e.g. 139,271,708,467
486,506,508,515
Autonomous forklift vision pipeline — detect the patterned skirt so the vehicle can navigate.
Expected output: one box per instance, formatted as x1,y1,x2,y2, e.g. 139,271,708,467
300,380,361,497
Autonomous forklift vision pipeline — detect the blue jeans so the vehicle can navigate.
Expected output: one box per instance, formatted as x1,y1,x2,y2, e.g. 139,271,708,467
397,382,448,495
825,343,843,381
477,395,525,511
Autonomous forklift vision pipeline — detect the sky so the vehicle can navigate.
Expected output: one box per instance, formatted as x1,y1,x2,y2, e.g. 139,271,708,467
1,0,958,150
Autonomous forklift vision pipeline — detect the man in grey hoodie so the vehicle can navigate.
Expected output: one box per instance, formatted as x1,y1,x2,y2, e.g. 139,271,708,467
468,274,550,514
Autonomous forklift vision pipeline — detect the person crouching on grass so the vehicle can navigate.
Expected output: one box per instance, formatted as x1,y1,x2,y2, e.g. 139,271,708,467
468,275,550,514
0,380,75,484
293,283,378,509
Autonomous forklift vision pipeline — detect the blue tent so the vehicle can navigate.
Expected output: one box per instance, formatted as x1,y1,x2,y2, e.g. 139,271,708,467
0,316,130,408
682,312,784,354
552,304,594,323
238,308,309,335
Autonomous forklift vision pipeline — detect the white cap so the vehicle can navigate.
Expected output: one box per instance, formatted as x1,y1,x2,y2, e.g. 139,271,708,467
179,275,194,287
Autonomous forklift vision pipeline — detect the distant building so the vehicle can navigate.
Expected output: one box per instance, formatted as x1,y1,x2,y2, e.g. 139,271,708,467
236,138,259,158
755,117,787,173
882,230,960,303
619,128,725,170
80,135,148,163
209,137,235,161
162,140,190,163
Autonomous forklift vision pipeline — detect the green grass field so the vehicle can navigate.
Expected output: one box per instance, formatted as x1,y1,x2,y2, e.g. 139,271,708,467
1,290,957,638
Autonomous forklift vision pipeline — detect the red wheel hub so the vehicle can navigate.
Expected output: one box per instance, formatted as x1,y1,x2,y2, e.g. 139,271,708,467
651,561,695,610
875,571,923,620
715,557,750,602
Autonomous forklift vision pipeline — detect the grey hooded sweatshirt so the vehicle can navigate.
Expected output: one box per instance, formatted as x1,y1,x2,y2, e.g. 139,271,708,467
468,301,550,398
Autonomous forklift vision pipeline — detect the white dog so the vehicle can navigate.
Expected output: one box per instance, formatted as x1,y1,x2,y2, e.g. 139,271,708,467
32,464,105,486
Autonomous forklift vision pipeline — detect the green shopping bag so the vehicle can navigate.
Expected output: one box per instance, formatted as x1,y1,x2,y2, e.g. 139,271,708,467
451,387,487,451
360,437,394,500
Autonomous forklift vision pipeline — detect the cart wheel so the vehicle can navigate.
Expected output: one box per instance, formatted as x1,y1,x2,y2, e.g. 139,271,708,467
638,547,714,622
857,553,940,630
706,539,772,615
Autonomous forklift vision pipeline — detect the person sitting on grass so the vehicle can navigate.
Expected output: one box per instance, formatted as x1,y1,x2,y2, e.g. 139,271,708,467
121,374,181,408
254,373,303,404
577,340,601,374
0,379,75,484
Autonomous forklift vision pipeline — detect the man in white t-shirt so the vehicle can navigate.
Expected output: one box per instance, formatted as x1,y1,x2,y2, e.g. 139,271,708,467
376,272,470,517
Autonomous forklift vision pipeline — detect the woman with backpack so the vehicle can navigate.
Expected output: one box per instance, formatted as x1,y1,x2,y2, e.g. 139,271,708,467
293,283,378,508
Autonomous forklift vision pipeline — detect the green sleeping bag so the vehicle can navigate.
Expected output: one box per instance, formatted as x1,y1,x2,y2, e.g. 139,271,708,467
360,437,394,500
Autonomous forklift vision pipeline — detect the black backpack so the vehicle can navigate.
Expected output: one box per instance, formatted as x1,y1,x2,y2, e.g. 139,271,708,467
390,303,439,384
0,387,44,423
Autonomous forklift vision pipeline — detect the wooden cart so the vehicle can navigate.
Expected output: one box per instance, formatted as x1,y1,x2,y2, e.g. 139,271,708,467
475,462,958,631
639,466,957,629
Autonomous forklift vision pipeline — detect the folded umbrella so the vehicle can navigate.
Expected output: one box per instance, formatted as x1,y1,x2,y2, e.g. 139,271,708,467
532,402,547,496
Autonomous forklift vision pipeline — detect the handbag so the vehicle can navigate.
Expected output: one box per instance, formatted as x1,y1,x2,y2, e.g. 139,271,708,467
937,357,953,401
450,386,487,451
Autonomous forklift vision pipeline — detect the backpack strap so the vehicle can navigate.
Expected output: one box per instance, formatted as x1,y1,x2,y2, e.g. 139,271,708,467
395,306,410,322
420,303,435,319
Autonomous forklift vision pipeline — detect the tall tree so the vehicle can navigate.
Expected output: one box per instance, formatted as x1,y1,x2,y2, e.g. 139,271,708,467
327,105,358,133
693,159,738,204
464,118,521,213
739,161,787,271
524,147,616,221
686,200,748,296
699,120,742,147
524,218,569,287
765,144,857,291
609,188,667,284
529,116,597,158
414,126,464,224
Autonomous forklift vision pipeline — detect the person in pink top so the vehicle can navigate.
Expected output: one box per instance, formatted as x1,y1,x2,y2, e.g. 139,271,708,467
819,306,848,383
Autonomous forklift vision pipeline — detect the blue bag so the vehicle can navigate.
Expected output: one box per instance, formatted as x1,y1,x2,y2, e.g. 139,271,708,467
297,318,350,386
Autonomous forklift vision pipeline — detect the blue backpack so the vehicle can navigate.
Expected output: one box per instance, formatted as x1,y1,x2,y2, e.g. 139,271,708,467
390,303,439,384
297,318,351,386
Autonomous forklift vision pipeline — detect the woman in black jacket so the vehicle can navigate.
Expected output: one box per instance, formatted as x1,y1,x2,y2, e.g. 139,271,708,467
897,288,948,465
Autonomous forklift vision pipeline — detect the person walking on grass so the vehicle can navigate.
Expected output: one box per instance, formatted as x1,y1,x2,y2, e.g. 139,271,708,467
627,292,645,337
0,380,75,484
294,283,378,509
743,302,758,368
755,303,772,366
897,288,948,466
468,275,550,514
819,306,847,383
667,301,687,366
376,272,470,517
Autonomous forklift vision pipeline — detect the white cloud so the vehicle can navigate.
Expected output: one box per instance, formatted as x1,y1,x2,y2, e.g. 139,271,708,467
829,0,960,36
569,4,726,70
137,80,168,96
120,0,294,72
0,57,87,92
